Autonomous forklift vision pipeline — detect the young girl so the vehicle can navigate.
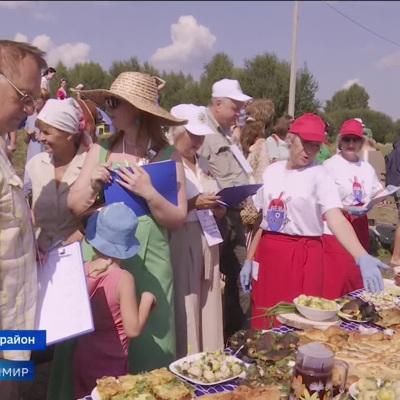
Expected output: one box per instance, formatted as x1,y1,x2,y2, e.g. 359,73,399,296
73,202,156,399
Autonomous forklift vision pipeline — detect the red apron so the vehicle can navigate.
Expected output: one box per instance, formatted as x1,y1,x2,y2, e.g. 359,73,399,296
251,231,323,329
321,214,367,299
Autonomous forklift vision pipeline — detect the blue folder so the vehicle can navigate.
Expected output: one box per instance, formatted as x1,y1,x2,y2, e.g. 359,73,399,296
103,160,178,217
216,184,263,208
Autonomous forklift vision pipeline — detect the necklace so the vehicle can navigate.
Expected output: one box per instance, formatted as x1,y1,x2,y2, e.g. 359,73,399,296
122,135,154,166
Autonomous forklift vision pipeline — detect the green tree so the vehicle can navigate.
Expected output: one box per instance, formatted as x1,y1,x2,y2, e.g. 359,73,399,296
198,53,236,103
239,55,320,118
325,108,394,143
109,57,142,79
324,84,369,114
295,65,321,115
68,61,112,91
158,71,199,111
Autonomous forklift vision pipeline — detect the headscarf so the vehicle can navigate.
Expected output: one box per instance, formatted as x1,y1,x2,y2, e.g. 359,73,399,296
36,98,92,149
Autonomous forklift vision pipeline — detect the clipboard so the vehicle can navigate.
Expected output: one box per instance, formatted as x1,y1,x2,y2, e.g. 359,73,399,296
216,184,263,207
103,160,178,217
34,242,94,346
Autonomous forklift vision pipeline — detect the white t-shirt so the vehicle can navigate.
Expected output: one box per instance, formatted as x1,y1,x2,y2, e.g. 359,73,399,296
323,153,383,235
266,134,289,162
41,76,50,92
254,160,342,237
183,154,220,222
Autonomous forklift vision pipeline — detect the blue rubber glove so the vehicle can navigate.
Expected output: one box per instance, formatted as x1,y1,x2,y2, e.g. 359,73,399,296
348,205,370,216
239,260,252,293
355,253,389,293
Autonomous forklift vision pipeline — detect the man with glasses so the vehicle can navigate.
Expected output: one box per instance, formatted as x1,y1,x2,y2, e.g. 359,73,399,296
0,40,47,400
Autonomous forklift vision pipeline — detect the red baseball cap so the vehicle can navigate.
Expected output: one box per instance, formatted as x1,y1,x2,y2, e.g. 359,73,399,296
289,113,326,143
339,119,363,137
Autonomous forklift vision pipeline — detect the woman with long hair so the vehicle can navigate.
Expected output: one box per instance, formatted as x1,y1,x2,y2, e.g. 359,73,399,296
66,72,187,381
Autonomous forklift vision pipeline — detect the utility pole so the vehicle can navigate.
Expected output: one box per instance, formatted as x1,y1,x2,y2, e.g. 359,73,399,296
288,0,300,117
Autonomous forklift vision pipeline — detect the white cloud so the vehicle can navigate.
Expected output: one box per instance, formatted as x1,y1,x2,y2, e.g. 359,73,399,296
375,51,400,68
0,1,33,8
0,1,54,20
342,78,363,90
14,33,91,68
14,33,28,43
149,15,216,70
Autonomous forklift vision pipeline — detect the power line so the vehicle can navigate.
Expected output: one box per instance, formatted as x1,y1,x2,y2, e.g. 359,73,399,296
323,1,400,48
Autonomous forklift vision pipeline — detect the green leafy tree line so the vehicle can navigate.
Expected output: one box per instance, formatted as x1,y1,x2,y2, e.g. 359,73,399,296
49,52,397,143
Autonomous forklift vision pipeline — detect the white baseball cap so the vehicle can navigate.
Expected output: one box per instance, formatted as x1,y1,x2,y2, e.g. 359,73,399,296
170,104,215,136
211,78,252,102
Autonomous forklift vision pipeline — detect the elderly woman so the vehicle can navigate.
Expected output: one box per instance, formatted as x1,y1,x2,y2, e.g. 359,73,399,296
26,97,91,253
168,104,225,358
322,119,385,299
67,72,187,378
239,113,388,328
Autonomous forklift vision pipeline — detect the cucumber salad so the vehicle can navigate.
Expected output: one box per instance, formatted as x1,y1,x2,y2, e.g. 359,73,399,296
175,350,245,383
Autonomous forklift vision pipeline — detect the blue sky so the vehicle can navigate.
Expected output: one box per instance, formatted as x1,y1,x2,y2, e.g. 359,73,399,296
1,1,400,121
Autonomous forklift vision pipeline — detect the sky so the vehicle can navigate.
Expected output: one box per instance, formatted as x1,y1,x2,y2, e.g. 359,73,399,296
1,1,400,120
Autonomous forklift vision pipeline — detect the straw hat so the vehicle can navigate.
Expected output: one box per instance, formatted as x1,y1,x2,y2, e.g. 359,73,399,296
76,72,187,127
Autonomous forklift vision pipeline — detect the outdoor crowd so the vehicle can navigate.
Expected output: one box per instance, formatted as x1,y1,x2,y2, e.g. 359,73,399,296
0,39,396,400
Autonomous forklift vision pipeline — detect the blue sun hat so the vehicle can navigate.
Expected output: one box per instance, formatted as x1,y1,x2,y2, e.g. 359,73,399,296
85,202,140,259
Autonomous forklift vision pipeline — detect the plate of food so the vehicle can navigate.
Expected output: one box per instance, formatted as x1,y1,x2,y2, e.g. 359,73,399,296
169,350,248,386
349,378,400,400
338,298,378,323
359,285,400,311
91,368,194,400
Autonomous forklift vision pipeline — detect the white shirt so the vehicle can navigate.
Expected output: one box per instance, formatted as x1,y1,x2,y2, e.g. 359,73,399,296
41,76,50,92
254,160,342,237
183,155,220,222
266,134,289,161
323,153,383,235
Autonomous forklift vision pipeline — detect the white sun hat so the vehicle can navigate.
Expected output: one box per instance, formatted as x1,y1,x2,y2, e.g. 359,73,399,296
170,104,215,136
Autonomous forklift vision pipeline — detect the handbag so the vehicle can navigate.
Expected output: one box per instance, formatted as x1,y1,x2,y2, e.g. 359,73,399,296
240,196,259,226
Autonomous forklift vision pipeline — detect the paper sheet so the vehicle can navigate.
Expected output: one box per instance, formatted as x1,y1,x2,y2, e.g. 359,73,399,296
364,185,400,209
251,261,260,282
34,242,94,345
196,210,224,247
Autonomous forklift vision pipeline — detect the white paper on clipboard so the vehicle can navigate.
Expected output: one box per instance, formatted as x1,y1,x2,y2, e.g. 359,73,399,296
34,241,94,345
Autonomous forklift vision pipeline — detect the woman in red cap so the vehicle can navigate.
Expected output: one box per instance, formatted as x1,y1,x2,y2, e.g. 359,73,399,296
321,119,385,299
239,113,388,328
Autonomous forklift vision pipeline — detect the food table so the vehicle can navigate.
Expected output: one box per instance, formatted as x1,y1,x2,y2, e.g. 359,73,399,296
83,288,396,400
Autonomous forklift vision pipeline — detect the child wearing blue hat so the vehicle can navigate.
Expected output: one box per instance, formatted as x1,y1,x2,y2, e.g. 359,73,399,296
72,202,156,399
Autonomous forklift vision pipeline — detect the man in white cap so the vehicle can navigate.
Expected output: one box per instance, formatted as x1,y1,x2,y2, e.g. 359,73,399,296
0,40,47,400
198,78,253,340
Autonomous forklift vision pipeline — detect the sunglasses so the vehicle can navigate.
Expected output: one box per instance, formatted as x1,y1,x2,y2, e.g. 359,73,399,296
0,73,37,108
105,97,120,109
341,135,362,143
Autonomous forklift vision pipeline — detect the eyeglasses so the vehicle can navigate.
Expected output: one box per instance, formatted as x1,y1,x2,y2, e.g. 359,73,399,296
341,135,362,143
0,73,37,108
105,97,120,109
